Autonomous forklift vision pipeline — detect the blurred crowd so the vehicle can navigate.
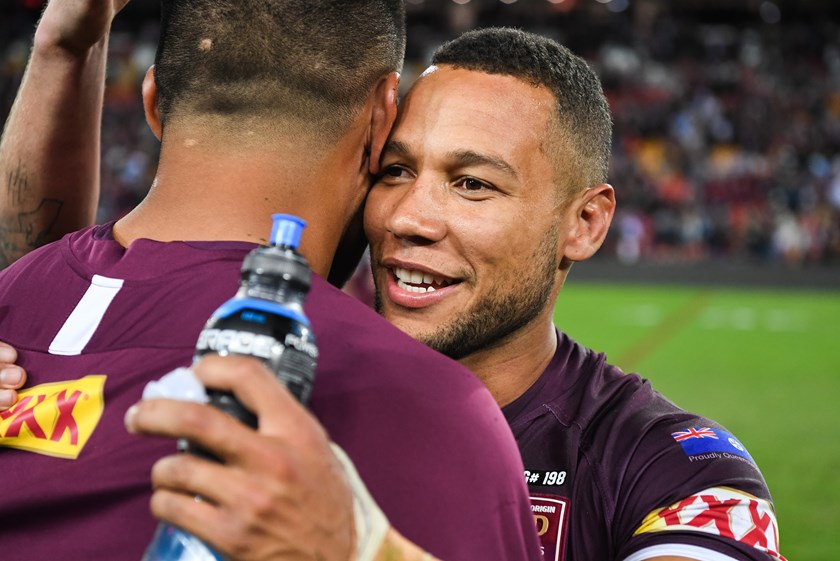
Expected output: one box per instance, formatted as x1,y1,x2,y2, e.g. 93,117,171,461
2,0,839,267
593,11,840,267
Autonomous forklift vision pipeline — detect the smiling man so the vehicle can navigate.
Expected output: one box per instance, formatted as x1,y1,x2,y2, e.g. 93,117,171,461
365,29,785,561
0,12,784,561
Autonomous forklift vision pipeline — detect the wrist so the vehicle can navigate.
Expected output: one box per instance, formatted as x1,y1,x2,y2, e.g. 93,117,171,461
33,24,109,61
330,444,391,561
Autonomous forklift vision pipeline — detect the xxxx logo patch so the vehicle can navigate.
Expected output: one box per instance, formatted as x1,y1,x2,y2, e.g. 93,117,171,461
634,486,785,560
0,375,106,459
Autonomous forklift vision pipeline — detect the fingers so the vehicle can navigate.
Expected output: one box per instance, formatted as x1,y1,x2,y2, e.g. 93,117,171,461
150,454,278,518
148,479,300,561
0,366,24,389
125,398,267,467
128,355,356,561
125,355,326,468
148,451,355,561
0,367,24,410
147,487,232,551
0,343,25,411
191,355,326,442
0,341,18,364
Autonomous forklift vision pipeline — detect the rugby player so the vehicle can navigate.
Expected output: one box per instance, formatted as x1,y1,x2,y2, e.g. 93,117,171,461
0,2,540,560
0,5,784,561
363,29,785,561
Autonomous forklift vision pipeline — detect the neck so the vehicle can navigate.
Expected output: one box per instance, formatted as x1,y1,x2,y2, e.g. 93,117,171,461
114,126,367,277
459,308,558,408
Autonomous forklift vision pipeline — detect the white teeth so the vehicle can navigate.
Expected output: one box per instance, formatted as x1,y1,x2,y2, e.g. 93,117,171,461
393,267,452,291
397,279,436,293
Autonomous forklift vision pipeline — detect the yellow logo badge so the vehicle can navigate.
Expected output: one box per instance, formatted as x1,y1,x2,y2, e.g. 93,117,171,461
0,375,106,459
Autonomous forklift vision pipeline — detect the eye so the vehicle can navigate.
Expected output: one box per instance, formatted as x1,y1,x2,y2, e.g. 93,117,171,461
376,165,412,184
454,177,493,192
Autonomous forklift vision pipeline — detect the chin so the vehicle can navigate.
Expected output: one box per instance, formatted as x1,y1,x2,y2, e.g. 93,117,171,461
386,313,430,341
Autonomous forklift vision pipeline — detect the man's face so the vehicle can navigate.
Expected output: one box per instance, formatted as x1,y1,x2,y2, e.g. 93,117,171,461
364,66,571,359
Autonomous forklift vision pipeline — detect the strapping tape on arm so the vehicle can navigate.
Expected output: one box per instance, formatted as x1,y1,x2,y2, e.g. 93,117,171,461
330,443,390,561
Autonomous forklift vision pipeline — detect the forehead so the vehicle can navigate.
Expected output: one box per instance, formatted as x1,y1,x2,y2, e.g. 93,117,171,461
391,66,557,163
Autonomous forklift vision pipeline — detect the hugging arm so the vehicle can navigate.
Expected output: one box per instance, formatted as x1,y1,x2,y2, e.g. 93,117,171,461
0,0,129,267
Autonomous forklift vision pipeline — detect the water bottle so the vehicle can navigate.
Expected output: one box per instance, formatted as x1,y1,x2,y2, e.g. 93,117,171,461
141,213,319,561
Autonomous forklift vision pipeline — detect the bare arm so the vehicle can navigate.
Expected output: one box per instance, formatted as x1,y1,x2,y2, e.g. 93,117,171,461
0,0,128,268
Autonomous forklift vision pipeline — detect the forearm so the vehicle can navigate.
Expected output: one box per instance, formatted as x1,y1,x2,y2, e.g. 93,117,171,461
0,31,107,267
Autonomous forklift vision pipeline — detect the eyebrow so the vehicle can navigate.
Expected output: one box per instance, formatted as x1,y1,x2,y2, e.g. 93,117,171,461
383,141,519,180
446,149,519,180
382,140,412,158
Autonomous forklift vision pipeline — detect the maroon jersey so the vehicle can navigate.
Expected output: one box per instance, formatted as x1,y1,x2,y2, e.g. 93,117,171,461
504,330,785,561
0,223,540,561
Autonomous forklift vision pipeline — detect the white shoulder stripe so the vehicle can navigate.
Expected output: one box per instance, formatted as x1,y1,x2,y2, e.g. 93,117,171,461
622,544,740,561
49,274,125,356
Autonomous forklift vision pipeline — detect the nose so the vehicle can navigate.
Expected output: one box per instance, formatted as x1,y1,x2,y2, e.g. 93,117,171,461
384,177,446,245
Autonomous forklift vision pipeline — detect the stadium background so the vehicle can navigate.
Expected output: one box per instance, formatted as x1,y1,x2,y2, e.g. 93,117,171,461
2,1,838,559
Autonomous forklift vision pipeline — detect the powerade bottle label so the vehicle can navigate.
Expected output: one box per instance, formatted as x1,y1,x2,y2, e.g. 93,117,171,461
195,297,318,407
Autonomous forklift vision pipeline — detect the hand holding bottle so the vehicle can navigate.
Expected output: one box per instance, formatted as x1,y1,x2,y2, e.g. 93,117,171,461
125,354,356,561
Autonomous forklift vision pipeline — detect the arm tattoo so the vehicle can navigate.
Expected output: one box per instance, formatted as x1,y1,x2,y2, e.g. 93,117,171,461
1,157,66,268
0,199,64,269
6,159,28,206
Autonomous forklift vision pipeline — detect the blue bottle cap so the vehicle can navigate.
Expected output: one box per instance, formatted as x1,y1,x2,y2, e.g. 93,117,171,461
270,213,307,249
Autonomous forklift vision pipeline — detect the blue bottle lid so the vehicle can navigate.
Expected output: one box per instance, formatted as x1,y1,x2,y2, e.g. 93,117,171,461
270,213,307,249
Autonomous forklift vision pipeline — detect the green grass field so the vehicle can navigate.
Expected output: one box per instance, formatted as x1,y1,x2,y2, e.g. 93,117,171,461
553,282,840,561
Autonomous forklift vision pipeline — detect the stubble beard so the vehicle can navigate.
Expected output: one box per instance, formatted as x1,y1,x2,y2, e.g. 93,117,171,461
375,229,559,361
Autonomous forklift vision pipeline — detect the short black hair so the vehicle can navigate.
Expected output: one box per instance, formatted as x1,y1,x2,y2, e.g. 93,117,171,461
154,0,405,140
433,27,612,190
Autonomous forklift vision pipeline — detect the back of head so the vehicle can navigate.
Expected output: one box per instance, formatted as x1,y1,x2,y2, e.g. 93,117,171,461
154,0,406,143
432,27,612,193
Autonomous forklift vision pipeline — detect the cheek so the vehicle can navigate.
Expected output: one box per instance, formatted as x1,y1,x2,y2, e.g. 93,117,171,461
481,223,544,270
363,190,388,242
459,220,520,270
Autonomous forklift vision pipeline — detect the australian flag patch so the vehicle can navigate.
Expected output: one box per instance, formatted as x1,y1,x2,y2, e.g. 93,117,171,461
671,427,755,463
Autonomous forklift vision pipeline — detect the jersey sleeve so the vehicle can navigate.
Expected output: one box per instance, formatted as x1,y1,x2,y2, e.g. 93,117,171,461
600,388,785,560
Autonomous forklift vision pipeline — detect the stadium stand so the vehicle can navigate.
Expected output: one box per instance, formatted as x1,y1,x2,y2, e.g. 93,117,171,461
2,0,839,269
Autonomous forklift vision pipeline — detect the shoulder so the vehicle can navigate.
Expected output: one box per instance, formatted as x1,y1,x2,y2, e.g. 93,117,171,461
579,369,772,504
0,232,88,348
0,227,76,279
590,388,782,560
535,330,648,430
553,344,783,559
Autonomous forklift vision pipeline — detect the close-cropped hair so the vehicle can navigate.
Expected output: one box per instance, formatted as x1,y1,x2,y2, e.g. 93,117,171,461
154,0,406,140
432,27,612,191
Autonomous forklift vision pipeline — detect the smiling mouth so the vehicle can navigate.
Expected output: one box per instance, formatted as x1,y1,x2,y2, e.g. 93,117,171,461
392,267,458,293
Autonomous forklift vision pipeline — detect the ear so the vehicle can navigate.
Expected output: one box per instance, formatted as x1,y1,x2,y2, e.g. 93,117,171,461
562,184,616,263
142,66,162,141
366,71,400,175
